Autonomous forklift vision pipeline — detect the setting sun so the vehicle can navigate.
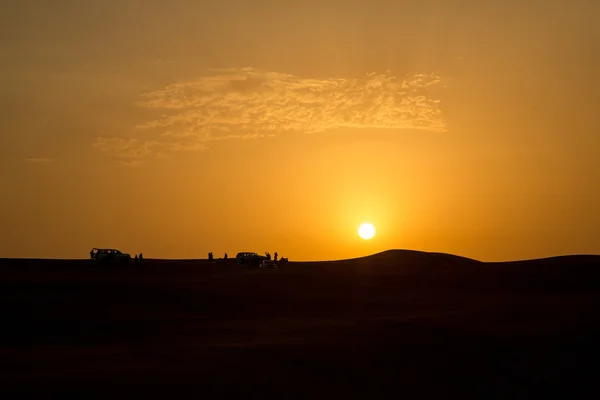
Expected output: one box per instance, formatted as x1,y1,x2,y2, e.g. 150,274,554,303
358,223,376,240
1,1,598,264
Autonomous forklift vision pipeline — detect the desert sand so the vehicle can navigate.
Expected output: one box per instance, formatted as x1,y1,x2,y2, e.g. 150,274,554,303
1,250,599,398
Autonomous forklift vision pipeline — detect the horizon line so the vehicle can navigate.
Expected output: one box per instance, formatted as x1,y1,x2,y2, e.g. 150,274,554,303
2,249,599,264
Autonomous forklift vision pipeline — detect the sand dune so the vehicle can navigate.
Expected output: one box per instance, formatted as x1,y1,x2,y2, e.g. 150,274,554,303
1,250,599,397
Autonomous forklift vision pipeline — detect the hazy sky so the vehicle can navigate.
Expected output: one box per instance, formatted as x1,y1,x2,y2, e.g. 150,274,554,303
1,0,599,261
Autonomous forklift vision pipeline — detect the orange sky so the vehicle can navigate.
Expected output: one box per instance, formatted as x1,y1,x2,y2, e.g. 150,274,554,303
1,0,599,261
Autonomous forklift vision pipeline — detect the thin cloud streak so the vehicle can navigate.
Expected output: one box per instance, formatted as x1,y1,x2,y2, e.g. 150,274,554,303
94,68,446,162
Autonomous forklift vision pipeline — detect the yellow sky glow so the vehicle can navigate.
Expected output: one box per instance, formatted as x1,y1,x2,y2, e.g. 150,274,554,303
1,1,599,261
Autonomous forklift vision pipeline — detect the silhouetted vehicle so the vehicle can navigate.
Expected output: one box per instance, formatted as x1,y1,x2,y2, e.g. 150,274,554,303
91,248,132,263
236,252,267,265
259,260,278,269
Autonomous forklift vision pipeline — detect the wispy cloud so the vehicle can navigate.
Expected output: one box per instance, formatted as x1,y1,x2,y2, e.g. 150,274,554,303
94,68,446,163
91,136,207,165
23,158,54,163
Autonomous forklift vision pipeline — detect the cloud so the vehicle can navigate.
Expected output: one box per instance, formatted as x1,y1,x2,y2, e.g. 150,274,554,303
91,136,207,165
23,158,54,163
94,68,446,163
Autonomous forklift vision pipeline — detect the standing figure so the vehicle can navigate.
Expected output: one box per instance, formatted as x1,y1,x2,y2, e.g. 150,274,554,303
224,253,228,260
139,253,144,264
274,252,278,262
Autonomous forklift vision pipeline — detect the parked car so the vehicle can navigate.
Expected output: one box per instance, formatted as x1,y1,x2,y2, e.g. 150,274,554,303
91,248,132,263
236,252,267,265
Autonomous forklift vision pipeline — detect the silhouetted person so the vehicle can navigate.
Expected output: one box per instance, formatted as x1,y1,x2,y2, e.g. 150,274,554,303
90,249,94,260
224,253,228,260
209,252,213,261
139,253,143,264
274,252,278,262
134,254,139,264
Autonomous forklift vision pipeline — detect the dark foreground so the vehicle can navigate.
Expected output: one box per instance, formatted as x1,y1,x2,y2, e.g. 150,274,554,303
1,250,600,398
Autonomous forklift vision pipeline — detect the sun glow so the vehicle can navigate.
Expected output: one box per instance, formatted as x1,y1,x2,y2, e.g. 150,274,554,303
358,223,376,240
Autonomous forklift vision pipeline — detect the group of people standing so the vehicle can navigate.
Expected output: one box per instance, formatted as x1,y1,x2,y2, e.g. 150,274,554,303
208,251,284,262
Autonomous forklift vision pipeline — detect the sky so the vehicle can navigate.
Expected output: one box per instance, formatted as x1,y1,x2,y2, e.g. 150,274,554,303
1,0,599,261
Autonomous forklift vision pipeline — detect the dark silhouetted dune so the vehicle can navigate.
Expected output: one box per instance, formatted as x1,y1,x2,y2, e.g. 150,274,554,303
1,250,599,398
